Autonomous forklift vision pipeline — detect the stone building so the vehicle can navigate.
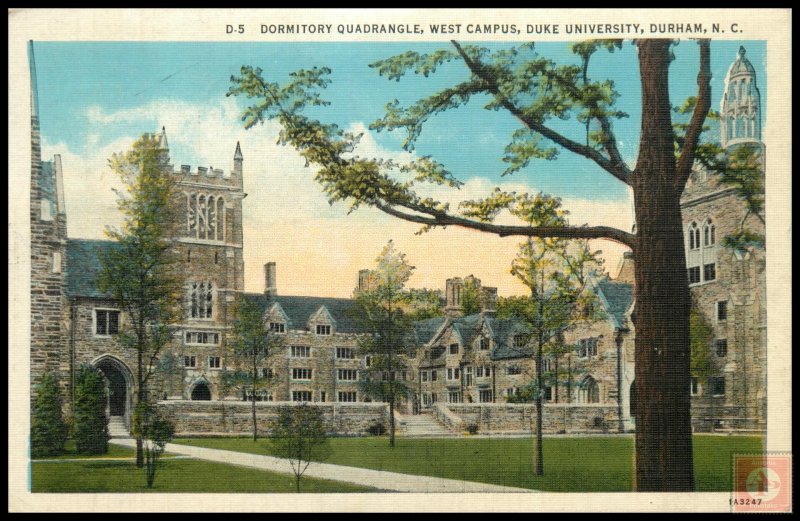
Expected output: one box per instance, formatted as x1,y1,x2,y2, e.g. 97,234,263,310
29,44,765,435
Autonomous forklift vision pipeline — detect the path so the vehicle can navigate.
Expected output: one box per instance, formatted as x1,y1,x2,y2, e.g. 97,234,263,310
110,438,533,493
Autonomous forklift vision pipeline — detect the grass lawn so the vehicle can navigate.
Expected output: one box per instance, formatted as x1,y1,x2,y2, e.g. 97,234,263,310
31,440,135,460
30,458,377,493
173,435,762,492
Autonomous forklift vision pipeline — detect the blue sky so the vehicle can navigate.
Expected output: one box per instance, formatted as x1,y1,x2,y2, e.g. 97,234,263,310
33,40,766,297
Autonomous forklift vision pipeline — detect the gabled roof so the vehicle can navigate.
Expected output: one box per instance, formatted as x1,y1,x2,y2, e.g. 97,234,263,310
486,317,533,360
65,239,119,298
595,278,634,330
244,294,362,333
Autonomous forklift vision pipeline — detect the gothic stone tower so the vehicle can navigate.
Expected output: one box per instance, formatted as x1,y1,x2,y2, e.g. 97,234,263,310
681,46,766,431
166,137,246,400
29,41,68,398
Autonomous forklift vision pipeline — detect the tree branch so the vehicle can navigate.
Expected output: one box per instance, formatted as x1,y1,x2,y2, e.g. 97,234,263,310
374,201,636,248
676,39,712,190
451,41,632,186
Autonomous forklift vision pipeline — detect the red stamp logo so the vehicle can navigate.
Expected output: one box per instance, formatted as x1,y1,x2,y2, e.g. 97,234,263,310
733,454,792,513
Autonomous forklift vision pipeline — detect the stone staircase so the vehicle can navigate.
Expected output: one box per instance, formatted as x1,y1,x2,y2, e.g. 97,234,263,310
398,412,453,437
108,416,130,438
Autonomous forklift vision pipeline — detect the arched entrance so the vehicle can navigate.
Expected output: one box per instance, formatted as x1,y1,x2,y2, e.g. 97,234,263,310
91,355,134,430
191,382,212,401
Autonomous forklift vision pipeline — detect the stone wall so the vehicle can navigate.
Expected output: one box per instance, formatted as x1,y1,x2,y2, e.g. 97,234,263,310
444,403,620,434
158,400,389,436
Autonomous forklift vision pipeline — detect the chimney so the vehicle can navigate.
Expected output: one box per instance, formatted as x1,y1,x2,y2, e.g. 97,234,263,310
445,277,464,318
264,262,277,297
480,287,498,315
357,269,372,293
615,251,635,285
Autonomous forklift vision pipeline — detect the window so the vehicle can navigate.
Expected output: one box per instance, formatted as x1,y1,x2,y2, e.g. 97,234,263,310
269,322,285,333
95,309,120,336
465,366,473,386
715,339,728,357
480,338,490,351
364,355,372,368
447,368,460,381
703,219,716,247
290,346,311,358
717,301,728,321
245,389,272,402
208,356,221,369
449,343,459,355
261,368,273,379
690,377,700,396
186,331,220,345
316,324,331,335
709,377,725,396
184,356,196,368
292,368,312,380
688,222,700,250
477,366,491,378
479,390,493,403
338,391,357,403
541,358,552,373
578,338,598,358
580,376,600,403
292,391,312,402
703,263,716,282
336,347,355,359
688,266,701,284
513,334,530,348
337,369,358,381
430,369,437,381
506,365,522,376
187,192,224,241
421,371,428,382
448,391,460,403
190,282,213,319
543,386,553,401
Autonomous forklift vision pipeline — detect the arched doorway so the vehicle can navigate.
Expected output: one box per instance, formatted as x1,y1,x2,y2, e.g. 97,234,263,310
92,355,133,429
191,382,212,401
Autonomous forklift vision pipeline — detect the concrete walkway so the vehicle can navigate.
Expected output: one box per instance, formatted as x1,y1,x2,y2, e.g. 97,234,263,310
110,438,533,493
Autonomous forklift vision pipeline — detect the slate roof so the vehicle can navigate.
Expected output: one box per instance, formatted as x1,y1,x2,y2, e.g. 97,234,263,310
412,317,446,345
65,239,119,298
244,293,363,334
486,317,534,360
595,278,634,329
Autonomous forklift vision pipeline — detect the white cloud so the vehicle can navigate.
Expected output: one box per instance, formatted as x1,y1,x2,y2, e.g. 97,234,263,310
45,99,634,299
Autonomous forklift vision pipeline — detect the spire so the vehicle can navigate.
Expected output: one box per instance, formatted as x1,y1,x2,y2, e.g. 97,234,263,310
158,126,169,150
234,141,243,160
721,45,761,148
28,41,39,124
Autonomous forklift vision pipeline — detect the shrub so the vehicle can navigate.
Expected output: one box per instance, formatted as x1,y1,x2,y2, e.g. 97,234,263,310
366,422,386,436
30,372,67,457
73,365,109,454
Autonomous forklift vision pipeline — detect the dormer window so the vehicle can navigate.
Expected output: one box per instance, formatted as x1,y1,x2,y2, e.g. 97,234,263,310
269,322,285,333
512,334,530,349
449,343,459,355
316,324,331,336
480,338,490,351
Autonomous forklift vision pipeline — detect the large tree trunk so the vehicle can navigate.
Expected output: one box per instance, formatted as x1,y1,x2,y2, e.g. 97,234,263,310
632,40,694,492
136,347,144,468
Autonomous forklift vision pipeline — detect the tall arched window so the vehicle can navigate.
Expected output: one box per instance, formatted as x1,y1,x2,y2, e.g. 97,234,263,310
198,195,207,239
579,376,600,404
688,222,700,250
190,282,213,319
188,193,197,236
703,219,716,247
207,195,216,240
216,198,225,241
191,282,198,318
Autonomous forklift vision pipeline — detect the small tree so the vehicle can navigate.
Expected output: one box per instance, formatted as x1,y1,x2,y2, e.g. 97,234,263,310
98,132,183,467
73,365,109,455
352,241,422,447
689,303,716,430
30,372,67,458
270,404,330,493
492,193,604,476
137,403,175,488
226,297,283,441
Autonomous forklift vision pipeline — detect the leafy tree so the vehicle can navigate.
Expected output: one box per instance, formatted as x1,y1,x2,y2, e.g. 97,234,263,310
352,241,420,447
459,276,482,315
73,365,109,455
229,39,715,491
133,402,175,488
225,297,283,441
494,193,603,476
270,404,330,493
689,304,714,382
30,372,67,458
98,133,183,467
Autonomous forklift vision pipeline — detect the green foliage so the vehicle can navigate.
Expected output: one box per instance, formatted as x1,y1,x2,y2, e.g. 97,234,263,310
73,365,109,455
689,305,715,382
459,277,482,316
139,403,175,488
270,404,331,492
505,384,539,403
30,372,67,458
